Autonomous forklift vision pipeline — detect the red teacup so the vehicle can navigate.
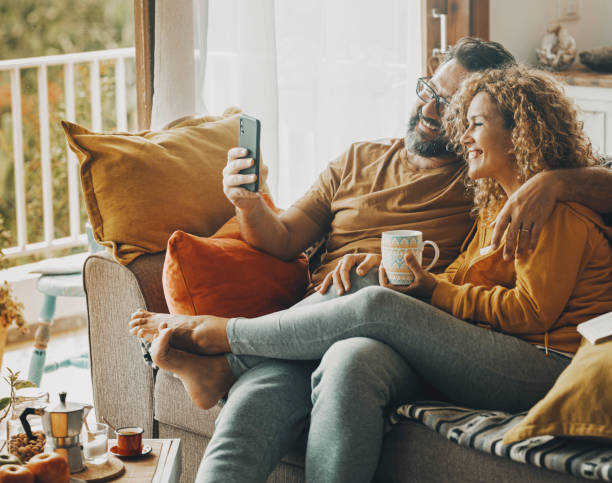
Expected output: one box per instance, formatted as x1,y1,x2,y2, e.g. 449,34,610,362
116,426,143,455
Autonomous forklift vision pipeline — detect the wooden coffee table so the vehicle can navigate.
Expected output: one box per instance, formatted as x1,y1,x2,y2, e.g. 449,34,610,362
72,439,181,483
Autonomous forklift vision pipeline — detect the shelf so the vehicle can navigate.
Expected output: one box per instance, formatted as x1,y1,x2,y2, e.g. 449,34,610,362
552,65,612,89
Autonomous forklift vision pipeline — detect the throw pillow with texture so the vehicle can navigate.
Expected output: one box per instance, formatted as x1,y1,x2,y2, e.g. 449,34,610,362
62,108,268,265
163,195,309,317
502,338,612,443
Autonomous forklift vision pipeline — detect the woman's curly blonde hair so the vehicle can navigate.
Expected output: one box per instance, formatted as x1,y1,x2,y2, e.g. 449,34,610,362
444,65,597,220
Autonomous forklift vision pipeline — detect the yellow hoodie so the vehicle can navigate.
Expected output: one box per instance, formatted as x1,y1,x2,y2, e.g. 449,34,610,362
432,202,612,353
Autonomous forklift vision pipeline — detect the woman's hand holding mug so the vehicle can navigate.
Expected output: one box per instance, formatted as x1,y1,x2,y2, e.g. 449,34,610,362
379,230,439,299
379,251,439,299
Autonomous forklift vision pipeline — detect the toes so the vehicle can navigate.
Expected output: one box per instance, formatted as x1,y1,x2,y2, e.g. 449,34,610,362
129,314,150,328
131,308,149,318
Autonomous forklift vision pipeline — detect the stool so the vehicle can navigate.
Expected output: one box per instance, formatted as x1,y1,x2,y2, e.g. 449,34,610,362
27,224,104,387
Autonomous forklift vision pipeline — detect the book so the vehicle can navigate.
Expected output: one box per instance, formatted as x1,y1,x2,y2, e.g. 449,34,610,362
577,311,612,344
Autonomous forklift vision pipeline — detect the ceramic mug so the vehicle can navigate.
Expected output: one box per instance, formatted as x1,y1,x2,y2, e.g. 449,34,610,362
381,230,440,285
116,426,143,455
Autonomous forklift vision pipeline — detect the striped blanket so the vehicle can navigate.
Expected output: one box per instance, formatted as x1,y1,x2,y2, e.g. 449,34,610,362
391,402,612,481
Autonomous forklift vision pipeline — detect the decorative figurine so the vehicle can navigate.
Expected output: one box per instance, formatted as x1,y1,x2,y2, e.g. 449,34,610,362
536,23,576,70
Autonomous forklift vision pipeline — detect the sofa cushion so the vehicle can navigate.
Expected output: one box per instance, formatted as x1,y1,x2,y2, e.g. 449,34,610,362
376,419,583,483
162,203,310,317
63,108,269,265
394,402,610,481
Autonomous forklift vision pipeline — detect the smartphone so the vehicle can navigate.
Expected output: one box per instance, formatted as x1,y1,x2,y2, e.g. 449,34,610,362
238,114,261,192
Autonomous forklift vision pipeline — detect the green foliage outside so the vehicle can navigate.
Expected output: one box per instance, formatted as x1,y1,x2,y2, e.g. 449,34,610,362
0,0,136,266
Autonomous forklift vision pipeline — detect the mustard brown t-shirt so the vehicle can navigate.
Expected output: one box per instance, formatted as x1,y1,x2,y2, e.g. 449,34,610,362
293,138,474,292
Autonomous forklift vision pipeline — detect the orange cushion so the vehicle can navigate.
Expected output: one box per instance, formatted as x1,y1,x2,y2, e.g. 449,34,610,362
162,196,309,317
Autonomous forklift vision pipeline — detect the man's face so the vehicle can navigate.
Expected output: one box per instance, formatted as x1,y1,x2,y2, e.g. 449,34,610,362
405,59,470,157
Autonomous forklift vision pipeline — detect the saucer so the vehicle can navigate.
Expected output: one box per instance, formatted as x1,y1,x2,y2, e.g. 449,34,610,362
109,445,152,458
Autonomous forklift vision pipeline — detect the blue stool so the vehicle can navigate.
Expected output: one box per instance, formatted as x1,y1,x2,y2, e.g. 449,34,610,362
27,224,104,387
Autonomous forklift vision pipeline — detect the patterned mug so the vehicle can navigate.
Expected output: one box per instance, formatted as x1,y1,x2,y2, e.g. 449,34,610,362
381,230,440,285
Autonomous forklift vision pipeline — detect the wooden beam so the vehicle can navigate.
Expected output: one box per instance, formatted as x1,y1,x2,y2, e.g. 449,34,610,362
134,0,155,130
471,0,490,40
447,0,470,43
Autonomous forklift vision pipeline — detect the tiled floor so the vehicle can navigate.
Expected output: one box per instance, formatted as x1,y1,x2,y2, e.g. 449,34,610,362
1,326,94,414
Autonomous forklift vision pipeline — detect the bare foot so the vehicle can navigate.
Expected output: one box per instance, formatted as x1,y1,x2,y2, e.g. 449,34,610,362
129,309,230,354
149,327,235,410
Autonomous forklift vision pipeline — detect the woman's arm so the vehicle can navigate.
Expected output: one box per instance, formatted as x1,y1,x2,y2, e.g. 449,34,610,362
431,204,597,334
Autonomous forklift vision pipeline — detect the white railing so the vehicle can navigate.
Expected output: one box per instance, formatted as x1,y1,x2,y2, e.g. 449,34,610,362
0,48,135,259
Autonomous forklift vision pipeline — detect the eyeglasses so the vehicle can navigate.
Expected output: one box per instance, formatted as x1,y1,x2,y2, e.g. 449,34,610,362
416,77,450,115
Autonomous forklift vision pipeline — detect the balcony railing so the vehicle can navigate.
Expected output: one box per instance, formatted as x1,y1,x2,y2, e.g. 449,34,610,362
0,48,136,259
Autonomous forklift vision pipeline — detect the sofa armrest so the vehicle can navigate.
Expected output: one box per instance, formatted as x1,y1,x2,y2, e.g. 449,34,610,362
83,251,167,438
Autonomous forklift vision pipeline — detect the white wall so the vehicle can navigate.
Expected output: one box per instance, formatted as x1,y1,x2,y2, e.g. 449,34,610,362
490,0,612,65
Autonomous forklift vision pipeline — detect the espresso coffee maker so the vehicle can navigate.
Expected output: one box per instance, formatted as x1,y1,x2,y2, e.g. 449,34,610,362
21,391,92,473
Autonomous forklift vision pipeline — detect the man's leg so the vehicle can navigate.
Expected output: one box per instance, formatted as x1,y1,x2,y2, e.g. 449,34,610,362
306,337,431,483
196,359,316,483
197,271,383,482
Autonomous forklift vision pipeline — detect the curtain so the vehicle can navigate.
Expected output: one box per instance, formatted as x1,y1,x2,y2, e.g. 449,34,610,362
151,0,208,129
153,0,422,208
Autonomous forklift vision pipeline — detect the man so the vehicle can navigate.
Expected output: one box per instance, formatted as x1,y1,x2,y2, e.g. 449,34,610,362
131,38,612,482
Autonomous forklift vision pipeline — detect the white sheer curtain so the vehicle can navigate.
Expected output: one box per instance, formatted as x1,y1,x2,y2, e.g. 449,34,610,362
152,0,422,208
151,0,209,129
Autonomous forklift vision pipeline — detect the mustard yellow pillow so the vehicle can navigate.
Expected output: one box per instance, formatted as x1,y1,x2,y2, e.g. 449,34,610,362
62,108,267,265
503,338,612,444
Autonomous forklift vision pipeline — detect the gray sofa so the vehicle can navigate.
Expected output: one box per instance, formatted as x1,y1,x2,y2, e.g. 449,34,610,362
84,251,585,483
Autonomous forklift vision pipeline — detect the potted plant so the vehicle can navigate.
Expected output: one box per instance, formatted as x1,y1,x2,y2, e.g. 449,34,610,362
0,216,27,367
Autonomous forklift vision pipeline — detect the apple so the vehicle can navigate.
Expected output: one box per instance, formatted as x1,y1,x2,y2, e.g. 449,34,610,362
26,453,69,483
0,465,34,483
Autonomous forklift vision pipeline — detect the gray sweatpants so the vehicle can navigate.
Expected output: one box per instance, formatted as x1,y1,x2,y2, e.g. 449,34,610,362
227,273,570,413
199,270,569,483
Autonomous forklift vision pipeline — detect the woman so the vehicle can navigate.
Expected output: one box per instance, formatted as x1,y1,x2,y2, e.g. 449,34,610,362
130,66,612,417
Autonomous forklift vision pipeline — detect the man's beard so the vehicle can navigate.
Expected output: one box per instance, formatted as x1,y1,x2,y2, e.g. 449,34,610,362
404,109,453,157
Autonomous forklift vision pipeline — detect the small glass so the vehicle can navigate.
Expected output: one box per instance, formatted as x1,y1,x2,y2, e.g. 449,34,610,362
83,422,108,465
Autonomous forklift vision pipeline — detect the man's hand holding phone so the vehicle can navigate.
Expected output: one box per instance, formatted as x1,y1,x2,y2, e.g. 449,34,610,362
222,147,262,212
223,113,263,212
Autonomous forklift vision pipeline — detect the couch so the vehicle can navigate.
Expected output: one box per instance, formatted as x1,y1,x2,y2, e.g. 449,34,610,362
84,250,589,483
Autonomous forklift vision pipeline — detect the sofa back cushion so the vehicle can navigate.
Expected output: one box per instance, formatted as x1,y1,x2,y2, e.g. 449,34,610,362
63,108,268,265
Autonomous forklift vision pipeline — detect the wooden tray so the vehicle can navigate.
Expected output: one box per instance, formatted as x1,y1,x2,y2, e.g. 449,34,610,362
75,455,125,482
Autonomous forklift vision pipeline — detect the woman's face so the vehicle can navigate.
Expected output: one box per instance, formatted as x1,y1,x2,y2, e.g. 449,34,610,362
460,91,520,193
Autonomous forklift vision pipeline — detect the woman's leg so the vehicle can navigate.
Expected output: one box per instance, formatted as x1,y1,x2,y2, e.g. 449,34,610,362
228,286,570,412
226,269,381,378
